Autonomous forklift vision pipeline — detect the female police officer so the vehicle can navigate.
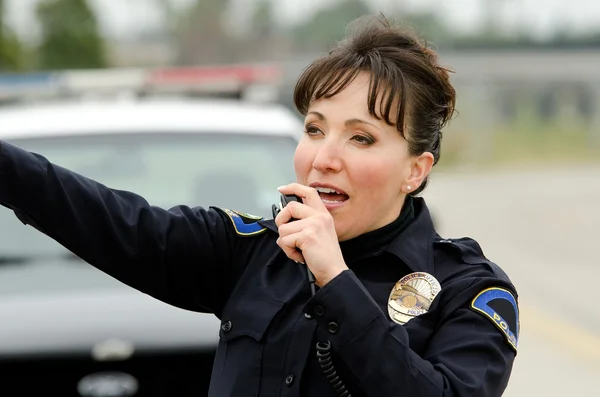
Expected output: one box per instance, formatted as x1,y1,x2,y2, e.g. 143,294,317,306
0,15,519,397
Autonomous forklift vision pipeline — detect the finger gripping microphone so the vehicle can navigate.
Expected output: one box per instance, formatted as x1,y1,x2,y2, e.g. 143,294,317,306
271,194,316,295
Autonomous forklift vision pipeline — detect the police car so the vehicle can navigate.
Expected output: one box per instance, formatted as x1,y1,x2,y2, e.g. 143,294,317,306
0,65,302,396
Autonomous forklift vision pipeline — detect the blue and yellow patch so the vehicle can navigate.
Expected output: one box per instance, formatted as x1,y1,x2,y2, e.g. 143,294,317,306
221,208,266,236
471,287,519,352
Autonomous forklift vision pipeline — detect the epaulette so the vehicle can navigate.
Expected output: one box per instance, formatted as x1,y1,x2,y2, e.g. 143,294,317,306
434,237,489,265
434,236,513,283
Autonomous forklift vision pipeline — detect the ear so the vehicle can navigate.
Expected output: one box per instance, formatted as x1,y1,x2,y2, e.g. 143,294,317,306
403,152,434,193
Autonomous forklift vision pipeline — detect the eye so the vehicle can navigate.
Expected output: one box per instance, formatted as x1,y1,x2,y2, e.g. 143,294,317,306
352,134,375,145
304,125,323,136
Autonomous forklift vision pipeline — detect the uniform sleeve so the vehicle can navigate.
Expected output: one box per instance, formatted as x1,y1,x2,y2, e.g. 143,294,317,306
0,140,240,316
305,270,518,397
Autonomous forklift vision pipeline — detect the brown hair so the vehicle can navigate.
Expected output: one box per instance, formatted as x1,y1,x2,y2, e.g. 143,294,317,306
293,14,457,195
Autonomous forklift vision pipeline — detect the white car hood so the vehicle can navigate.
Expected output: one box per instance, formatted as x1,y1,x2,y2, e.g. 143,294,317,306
0,288,220,357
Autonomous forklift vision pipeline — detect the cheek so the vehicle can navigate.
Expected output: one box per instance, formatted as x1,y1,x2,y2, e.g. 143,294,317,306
293,142,311,180
351,159,404,199
353,161,392,189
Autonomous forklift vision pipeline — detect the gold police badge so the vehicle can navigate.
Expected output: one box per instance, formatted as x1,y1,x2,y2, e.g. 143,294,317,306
388,272,441,325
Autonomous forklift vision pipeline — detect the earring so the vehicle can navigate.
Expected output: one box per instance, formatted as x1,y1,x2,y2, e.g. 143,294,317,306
406,186,412,191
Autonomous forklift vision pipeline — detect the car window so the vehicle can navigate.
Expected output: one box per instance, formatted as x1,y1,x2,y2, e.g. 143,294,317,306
0,132,297,293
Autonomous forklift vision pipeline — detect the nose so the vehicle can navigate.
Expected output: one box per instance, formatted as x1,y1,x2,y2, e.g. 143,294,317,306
312,138,342,173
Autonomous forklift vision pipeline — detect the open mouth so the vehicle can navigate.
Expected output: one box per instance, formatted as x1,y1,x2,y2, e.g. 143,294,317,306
314,187,350,204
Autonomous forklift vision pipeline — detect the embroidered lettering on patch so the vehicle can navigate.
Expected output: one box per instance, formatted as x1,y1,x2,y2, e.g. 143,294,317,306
221,208,266,236
471,287,519,352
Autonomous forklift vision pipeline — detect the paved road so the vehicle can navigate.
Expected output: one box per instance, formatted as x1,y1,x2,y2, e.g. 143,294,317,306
421,164,600,396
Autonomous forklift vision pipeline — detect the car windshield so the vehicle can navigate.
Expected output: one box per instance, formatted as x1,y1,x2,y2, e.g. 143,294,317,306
0,132,297,294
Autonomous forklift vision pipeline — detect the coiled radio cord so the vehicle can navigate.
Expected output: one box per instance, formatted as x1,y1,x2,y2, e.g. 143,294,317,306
308,270,352,397
316,340,352,397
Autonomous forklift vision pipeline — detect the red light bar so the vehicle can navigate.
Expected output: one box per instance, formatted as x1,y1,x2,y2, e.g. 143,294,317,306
148,64,281,86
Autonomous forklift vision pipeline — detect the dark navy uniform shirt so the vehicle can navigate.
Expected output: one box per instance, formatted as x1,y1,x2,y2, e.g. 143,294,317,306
0,141,519,397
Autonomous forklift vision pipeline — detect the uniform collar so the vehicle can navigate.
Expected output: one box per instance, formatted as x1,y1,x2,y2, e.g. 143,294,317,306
383,197,436,275
259,196,436,274
337,196,414,263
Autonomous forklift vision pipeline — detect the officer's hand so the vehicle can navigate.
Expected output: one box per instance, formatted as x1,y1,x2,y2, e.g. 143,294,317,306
275,183,348,287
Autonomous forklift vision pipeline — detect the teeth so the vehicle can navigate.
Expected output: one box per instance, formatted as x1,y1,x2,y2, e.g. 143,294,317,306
315,187,342,194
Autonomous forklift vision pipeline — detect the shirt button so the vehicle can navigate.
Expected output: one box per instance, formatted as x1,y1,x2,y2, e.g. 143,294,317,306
314,305,326,317
221,320,232,332
327,321,339,334
285,374,294,386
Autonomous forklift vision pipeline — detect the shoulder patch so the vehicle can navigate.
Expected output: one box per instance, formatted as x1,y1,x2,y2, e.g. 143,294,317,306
471,287,519,352
221,208,266,236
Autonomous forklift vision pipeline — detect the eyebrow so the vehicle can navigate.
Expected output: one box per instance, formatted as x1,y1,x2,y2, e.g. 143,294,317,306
307,111,379,129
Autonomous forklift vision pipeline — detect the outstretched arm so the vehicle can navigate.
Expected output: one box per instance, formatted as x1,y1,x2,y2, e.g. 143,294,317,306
0,140,240,316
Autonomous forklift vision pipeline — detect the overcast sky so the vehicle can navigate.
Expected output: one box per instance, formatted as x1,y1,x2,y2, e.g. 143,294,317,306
5,0,600,41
